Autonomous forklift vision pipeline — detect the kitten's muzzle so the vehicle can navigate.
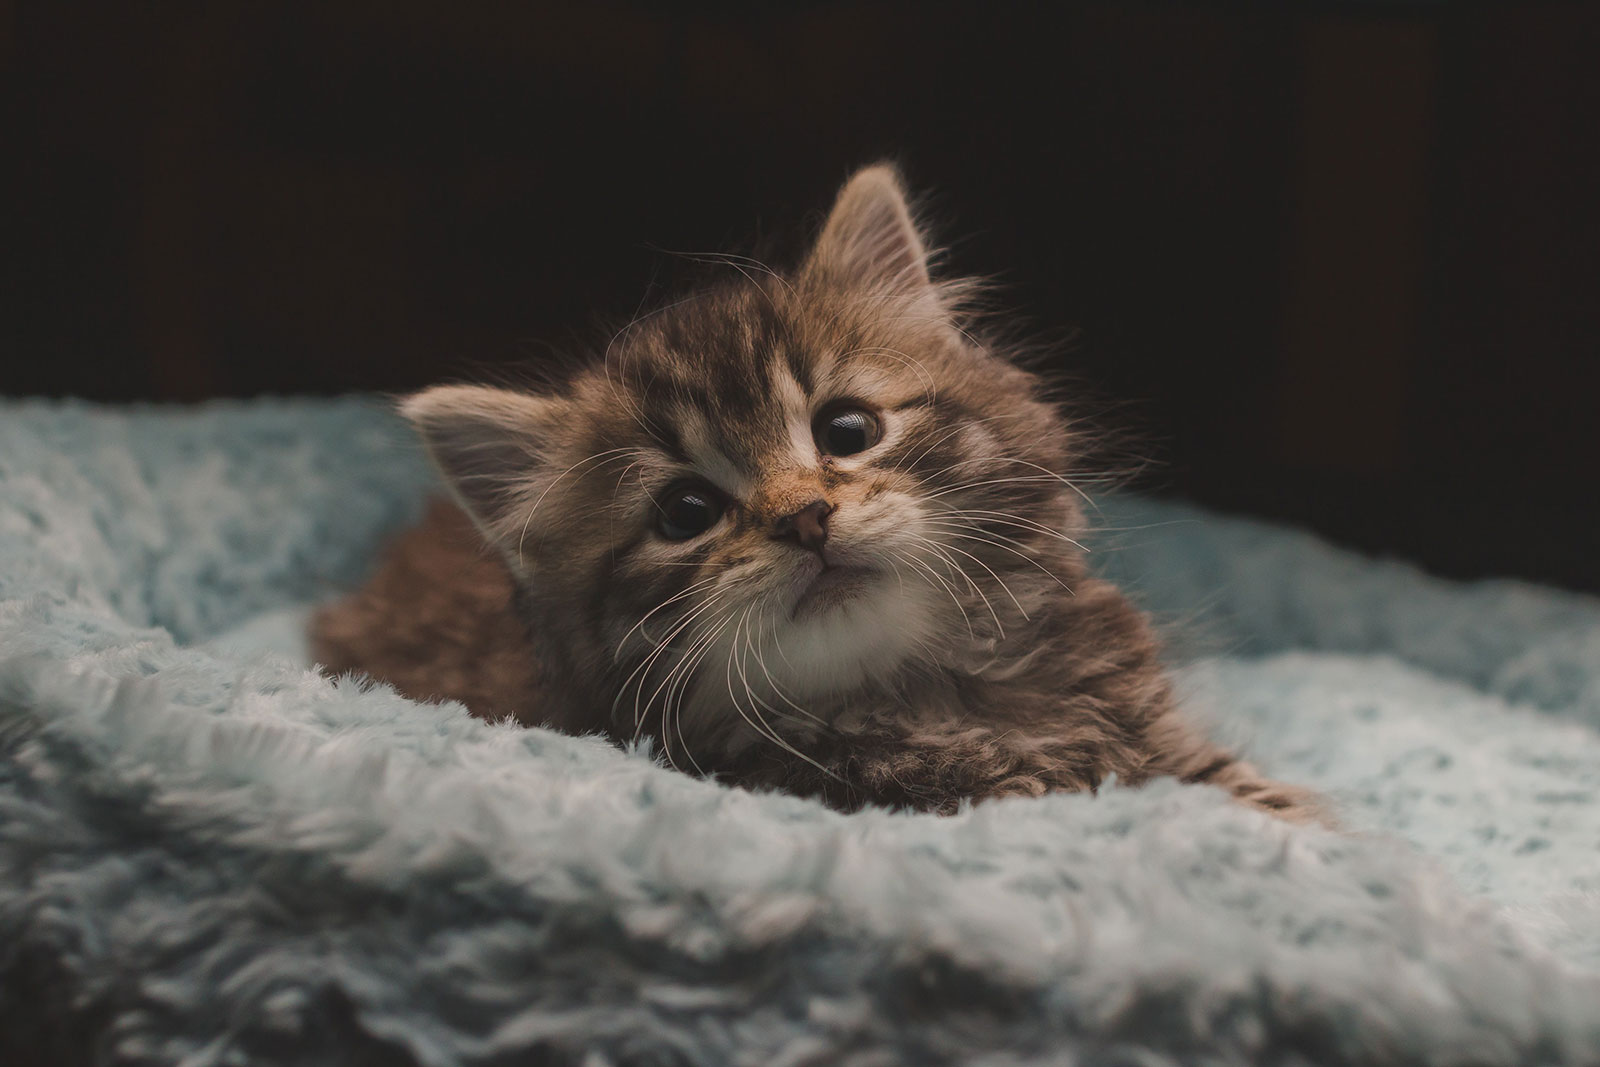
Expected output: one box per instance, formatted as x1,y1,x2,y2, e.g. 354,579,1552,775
771,498,833,554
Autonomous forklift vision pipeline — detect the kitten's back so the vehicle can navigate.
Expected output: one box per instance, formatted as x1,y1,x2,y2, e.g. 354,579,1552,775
310,498,542,723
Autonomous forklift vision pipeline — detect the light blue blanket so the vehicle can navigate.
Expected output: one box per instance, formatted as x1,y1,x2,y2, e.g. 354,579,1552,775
2,398,1597,1065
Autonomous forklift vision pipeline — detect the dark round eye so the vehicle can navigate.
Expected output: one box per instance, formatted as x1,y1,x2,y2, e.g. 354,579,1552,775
815,407,881,457
656,485,723,541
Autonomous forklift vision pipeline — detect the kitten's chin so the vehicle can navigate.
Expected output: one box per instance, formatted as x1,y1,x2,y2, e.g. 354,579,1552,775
676,559,939,751
772,564,935,700
790,562,879,621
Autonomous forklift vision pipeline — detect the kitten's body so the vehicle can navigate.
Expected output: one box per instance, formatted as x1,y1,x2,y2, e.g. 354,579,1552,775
312,166,1320,820
313,499,542,724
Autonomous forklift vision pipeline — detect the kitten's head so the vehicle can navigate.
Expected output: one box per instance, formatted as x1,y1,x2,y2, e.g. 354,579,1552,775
404,165,1085,753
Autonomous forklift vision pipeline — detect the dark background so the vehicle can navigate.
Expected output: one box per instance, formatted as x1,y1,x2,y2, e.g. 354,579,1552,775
5,3,1598,590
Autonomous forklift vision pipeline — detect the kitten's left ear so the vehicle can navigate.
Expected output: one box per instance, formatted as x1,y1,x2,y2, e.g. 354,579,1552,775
400,384,569,557
804,163,932,294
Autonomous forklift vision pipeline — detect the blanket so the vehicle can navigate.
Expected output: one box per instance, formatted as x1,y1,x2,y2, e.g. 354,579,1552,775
2,397,1597,1066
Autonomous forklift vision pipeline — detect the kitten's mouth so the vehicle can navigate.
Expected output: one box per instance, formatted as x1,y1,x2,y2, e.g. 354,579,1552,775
791,560,879,619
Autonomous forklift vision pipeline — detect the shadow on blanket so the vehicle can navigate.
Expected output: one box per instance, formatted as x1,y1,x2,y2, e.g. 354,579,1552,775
2,398,1598,1065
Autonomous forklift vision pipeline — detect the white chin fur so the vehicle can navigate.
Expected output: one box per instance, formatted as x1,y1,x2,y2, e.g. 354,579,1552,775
769,575,937,699
674,574,939,752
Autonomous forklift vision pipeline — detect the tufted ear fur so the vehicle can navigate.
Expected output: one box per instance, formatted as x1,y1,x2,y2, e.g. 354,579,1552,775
804,163,933,294
400,385,569,564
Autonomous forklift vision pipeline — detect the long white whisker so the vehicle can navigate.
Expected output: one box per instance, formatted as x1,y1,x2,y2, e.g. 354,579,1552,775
647,598,731,711
721,607,788,755
516,448,643,562
752,608,828,727
662,609,735,776
924,474,1071,500
893,547,976,640
893,413,1031,476
910,536,1005,637
614,575,723,656
652,248,797,297
643,598,737,764
837,345,939,407
937,508,1087,551
731,608,793,746
922,517,1062,556
924,524,1077,593
920,454,1094,508
922,536,1029,619
620,592,726,738
728,605,841,782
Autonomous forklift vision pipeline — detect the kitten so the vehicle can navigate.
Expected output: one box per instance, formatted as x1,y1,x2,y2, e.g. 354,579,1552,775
312,164,1321,822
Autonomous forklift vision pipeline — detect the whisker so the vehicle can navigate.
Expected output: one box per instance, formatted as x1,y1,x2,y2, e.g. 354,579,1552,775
605,459,652,562
619,592,727,738
657,248,798,298
893,412,1032,477
643,596,736,766
728,605,841,782
661,608,736,776
515,448,643,561
921,517,1062,561
985,455,1097,509
836,345,939,407
751,608,829,728
656,599,732,704
922,536,1029,619
720,607,790,757
614,575,722,656
730,609,794,746
892,547,976,640
924,474,1072,500
937,508,1088,551
922,523,1076,593
909,536,1006,637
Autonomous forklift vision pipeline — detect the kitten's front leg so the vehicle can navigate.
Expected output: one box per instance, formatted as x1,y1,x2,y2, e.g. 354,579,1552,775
832,723,1100,814
729,716,1127,815
728,719,1327,824
717,721,1045,814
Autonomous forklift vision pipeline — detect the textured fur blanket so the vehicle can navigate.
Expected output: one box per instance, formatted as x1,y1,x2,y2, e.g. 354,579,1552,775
2,398,1598,1066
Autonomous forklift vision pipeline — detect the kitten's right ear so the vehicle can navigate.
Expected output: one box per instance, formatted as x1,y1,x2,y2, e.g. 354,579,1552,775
401,385,563,548
804,164,933,295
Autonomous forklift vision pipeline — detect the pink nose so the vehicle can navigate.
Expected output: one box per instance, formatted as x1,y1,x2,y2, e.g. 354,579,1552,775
772,498,833,553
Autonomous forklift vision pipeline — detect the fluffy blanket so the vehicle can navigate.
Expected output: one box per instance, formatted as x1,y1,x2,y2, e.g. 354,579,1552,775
2,398,1597,1066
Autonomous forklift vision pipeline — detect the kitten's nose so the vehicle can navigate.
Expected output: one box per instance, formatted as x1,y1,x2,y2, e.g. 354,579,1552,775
772,498,833,553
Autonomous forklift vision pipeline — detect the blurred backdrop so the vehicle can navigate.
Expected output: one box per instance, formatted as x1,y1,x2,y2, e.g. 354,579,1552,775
4,3,1598,590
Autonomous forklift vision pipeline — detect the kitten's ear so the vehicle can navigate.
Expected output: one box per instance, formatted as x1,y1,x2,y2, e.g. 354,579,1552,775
401,384,565,549
804,164,932,293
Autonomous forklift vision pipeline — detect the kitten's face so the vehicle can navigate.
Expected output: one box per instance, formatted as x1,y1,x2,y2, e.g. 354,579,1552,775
406,166,1079,752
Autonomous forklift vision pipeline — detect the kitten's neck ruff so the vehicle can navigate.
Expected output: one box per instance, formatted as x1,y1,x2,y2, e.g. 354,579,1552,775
654,555,1079,763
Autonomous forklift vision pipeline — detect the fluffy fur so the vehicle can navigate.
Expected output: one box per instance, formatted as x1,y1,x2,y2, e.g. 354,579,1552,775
3,398,1600,1064
313,166,1319,819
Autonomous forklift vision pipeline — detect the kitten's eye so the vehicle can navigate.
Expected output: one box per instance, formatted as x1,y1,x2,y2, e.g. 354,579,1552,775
815,407,881,457
656,485,724,540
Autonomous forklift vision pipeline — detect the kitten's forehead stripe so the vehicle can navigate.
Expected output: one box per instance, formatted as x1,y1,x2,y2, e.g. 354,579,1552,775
630,290,821,485
672,407,750,495
658,290,783,414
772,361,821,472
646,413,690,465
782,343,814,393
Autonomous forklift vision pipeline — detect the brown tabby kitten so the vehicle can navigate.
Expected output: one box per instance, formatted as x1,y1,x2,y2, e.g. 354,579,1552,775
312,165,1321,821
